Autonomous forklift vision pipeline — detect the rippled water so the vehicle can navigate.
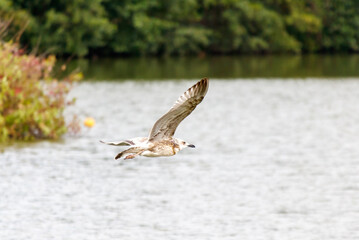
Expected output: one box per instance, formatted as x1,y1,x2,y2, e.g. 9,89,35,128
1,79,359,240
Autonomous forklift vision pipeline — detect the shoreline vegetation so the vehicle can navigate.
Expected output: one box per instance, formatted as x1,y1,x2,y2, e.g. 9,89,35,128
1,0,359,58
0,40,82,142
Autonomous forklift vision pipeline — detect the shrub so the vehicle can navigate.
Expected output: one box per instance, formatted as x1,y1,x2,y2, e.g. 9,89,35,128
0,41,82,142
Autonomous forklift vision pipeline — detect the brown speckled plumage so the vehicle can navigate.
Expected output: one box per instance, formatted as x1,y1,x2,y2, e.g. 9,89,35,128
101,78,209,159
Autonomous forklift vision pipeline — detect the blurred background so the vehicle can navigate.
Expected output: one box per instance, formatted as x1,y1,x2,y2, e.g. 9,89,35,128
2,0,359,57
2,0,359,79
1,1,359,240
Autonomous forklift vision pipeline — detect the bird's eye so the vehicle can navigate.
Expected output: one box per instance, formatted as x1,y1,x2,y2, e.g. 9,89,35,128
182,141,185,144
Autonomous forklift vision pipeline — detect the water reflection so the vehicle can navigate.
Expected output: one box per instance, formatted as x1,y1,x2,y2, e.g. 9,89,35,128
58,55,359,80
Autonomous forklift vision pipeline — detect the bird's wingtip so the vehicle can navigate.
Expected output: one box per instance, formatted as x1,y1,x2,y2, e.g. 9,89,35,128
199,77,209,85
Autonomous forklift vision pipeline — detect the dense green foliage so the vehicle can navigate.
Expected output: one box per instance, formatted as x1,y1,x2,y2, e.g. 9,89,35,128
0,41,82,142
1,0,358,57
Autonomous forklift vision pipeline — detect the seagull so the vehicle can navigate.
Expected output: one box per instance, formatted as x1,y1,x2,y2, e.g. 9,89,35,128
101,78,209,160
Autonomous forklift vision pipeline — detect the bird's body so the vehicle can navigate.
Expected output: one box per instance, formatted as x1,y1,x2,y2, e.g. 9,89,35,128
101,78,209,160
140,139,181,157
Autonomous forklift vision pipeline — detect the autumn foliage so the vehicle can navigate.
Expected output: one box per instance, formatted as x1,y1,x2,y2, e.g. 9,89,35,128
0,41,82,142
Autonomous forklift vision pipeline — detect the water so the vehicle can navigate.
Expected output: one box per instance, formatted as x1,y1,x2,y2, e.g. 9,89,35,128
59,55,359,80
1,79,359,239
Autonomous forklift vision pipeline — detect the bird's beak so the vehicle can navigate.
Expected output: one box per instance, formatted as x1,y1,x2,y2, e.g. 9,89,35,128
188,144,195,148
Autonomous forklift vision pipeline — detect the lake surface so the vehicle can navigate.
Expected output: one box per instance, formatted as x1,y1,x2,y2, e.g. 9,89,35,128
1,78,359,239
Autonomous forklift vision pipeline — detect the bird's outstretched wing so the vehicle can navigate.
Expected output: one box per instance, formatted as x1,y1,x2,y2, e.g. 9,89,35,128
148,78,209,141
100,140,133,146
100,137,148,146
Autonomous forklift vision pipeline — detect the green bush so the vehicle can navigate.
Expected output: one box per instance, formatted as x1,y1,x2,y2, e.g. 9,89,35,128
0,41,82,142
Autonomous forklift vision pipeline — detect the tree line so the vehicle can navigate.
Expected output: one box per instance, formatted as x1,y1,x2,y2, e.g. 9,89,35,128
1,0,359,57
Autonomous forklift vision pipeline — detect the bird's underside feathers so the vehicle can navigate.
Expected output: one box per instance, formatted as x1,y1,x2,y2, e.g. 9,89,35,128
148,77,209,142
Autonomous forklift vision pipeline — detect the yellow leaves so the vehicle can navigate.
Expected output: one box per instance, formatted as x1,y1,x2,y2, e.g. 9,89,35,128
70,72,83,82
39,122,51,136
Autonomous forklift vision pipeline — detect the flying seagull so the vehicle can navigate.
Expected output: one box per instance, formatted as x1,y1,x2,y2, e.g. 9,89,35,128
101,78,209,160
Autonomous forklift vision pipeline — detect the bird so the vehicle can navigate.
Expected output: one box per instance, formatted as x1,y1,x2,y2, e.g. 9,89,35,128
100,78,209,160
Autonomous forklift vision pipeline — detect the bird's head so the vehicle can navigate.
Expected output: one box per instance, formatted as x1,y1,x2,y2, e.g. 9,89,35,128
175,138,195,150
